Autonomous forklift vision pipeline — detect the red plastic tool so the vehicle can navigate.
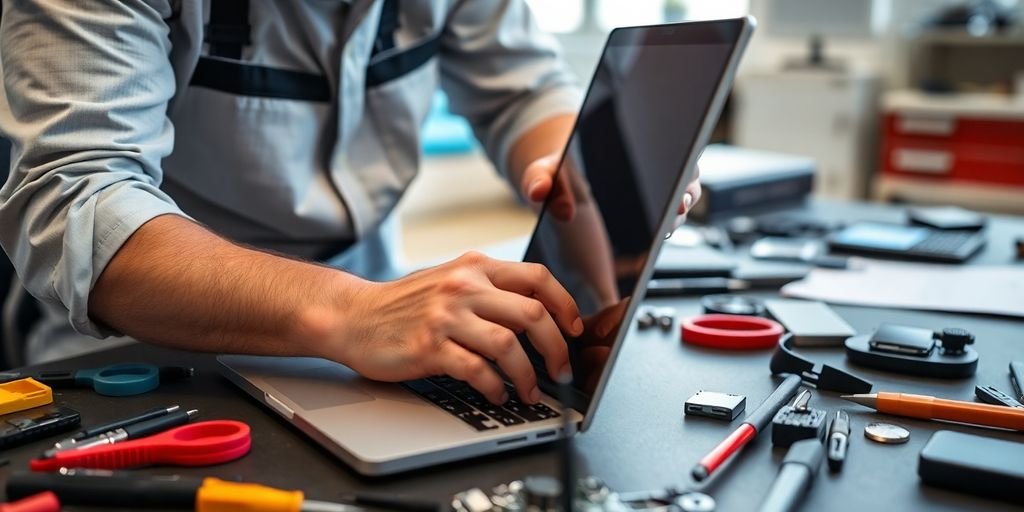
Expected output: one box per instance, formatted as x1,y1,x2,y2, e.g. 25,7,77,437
681,314,784,349
0,491,60,512
30,420,250,472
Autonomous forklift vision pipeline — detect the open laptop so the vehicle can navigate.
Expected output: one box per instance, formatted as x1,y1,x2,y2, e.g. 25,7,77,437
219,17,755,476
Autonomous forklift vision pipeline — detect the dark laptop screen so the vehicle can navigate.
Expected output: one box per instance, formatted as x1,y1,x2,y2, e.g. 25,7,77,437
520,20,744,412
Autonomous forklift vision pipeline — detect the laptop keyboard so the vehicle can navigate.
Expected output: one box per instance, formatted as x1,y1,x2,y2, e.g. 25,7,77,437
403,376,560,431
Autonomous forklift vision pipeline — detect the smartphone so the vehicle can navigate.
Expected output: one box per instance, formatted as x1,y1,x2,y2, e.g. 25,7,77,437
919,430,1024,503
0,405,81,449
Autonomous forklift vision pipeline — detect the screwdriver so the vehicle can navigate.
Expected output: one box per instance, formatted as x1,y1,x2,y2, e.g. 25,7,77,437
6,470,444,512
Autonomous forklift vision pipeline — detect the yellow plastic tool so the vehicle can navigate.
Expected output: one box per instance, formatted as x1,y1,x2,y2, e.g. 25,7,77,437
196,478,304,512
0,378,53,415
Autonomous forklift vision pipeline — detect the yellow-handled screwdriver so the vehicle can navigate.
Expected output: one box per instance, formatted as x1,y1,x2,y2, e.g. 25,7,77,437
5,470,443,512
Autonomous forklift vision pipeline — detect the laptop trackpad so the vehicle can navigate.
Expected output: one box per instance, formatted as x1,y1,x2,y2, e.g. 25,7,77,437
263,365,375,410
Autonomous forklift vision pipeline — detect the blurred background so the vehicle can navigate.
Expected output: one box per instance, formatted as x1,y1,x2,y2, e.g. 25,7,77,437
397,0,1024,267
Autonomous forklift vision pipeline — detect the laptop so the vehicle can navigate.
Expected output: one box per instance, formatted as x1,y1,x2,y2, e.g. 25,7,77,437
219,17,755,476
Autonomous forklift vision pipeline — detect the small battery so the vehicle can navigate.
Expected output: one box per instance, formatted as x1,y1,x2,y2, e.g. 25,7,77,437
684,391,746,421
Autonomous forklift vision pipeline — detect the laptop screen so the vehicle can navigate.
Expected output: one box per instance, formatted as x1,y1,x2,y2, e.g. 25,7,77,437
520,20,747,413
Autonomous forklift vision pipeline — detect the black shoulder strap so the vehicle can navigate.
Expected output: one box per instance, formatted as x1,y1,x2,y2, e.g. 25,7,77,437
372,0,400,58
205,0,251,59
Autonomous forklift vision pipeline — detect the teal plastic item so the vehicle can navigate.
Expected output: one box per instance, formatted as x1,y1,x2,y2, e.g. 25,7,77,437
421,91,476,155
74,363,160,397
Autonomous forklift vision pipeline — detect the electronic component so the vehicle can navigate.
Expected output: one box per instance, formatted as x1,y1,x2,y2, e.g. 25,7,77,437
863,422,910,444
828,222,985,263
684,391,746,421
636,307,675,332
919,430,1024,504
764,299,856,347
771,390,827,448
826,411,850,473
845,324,978,379
0,406,80,450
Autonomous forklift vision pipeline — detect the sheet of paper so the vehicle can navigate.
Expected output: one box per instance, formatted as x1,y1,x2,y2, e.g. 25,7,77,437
781,258,1024,318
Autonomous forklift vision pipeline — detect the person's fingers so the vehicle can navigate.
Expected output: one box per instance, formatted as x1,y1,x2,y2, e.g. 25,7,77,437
433,341,508,404
521,155,576,221
449,315,540,404
471,287,571,381
486,260,582,336
521,155,559,202
678,178,702,215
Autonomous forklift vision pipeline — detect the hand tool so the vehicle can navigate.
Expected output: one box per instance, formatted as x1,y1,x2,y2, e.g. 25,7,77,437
841,392,1024,431
974,385,1024,408
1011,361,1024,403
691,374,802,482
7,469,445,512
757,438,824,512
43,408,197,458
0,364,193,397
0,491,60,512
681,314,784,350
770,390,827,447
826,411,850,472
30,420,250,471
771,335,873,394
52,405,181,451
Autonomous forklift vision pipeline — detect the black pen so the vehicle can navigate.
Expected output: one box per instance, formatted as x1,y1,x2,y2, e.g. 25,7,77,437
1010,361,1024,403
826,411,850,472
43,409,197,459
53,405,182,452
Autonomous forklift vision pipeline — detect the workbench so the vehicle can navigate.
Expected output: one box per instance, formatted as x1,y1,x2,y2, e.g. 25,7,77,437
2,199,1022,511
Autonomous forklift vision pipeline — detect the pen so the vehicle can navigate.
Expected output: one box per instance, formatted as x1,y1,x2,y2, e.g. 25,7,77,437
841,392,1024,431
691,374,802,481
757,438,824,512
53,405,181,451
1010,361,1024,403
42,409,198,459
826,411,850,472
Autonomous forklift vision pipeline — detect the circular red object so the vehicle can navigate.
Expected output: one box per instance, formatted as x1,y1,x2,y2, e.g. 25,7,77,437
681,314,784,350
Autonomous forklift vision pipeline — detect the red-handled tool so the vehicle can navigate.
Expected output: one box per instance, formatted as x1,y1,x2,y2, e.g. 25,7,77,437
30,420,250,472
0,491,60,512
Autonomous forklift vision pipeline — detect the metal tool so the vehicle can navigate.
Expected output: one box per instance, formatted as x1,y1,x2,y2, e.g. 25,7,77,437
863,422,910,444
975,385,1024,409
52,405,181,451
771,390,827,448
43,408,197,458
30,420,251,471
0,364,193,397
826,411,850,472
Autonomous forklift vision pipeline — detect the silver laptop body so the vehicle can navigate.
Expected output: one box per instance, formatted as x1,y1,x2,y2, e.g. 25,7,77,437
219,17,755,476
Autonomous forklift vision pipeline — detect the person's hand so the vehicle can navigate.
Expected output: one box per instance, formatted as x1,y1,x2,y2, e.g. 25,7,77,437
323,252,583,405
521,154,702,221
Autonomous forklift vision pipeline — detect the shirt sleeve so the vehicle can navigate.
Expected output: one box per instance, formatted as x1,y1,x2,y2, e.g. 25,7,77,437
438,0,584,177
0,0,187,338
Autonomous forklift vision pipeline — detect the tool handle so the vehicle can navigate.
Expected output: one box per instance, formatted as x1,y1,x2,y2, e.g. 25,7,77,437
881,393,1024,431
76,406,179,439
123,409,191,439
196,478,303,512
0,491,60,512
6,472,199,508
745,375,802,431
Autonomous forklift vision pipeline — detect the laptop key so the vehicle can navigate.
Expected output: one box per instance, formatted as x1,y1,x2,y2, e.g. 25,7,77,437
529,403,561,419
456,411,500,431
478,405,526,426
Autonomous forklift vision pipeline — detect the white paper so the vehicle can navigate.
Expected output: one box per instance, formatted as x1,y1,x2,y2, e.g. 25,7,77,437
781,258,1024,318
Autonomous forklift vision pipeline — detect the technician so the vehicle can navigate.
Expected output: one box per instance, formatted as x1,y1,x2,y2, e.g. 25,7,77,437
0,1,699,405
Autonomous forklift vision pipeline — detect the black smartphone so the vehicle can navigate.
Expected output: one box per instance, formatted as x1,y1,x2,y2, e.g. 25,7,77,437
0,405,81,449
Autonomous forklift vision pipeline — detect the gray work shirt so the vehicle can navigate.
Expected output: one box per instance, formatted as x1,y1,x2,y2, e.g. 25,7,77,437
0,0,581,362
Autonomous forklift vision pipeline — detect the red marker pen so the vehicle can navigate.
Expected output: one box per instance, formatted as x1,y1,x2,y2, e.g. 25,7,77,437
691,374,802,481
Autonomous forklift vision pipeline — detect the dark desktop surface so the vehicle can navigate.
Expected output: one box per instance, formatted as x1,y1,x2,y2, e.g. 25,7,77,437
1,199,1022,511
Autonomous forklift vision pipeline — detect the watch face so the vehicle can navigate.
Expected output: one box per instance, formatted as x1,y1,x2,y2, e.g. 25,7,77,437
868,324,935,356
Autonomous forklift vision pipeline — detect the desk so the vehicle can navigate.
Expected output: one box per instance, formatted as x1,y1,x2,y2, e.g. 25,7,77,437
2,200,1022,511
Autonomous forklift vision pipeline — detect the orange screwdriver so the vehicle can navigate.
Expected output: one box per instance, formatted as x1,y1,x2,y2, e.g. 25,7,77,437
842,392,1024,431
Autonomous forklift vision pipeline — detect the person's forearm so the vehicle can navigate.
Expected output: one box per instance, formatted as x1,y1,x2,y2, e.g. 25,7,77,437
507,114,576,186
89,214,362,357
